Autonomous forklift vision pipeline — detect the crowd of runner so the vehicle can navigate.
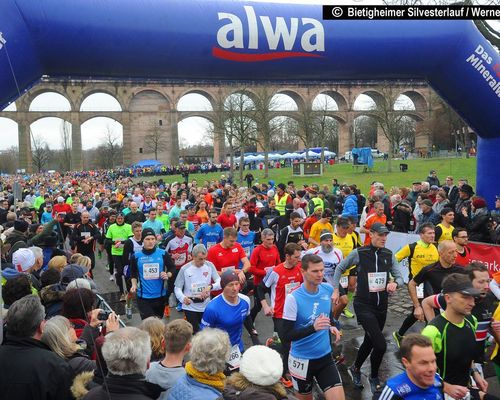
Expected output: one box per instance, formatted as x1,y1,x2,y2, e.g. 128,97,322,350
0,168,500,400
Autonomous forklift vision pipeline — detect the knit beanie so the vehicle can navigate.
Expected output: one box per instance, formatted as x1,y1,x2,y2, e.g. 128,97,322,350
239,345,283,386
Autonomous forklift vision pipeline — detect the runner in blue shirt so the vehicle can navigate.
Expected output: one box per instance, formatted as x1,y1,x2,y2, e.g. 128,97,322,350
130,228,175,320
195,210,224,250
375,334,444,400
282,253,345,400
200,269,250,372
237,217,257,262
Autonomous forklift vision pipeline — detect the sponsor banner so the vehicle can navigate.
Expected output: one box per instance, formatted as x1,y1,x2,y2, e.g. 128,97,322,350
468,242,500,275
381,231,500,277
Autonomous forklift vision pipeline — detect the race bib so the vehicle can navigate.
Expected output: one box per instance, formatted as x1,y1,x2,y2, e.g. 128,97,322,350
191,282,207,296
243,247,251,257
368,272,386,292
285,282,300,295
174,253,187,266
340,276,349,289
206,241,216,249
288,354,309,380
227,344,242,370
222,266,235,273
416,283,424,299
143,263,160,280
81,232,90,238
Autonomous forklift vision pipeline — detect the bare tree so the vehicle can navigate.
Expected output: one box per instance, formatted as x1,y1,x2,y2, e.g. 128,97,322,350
144,119,169,160
370,83,421,171
59,121,72,171
251,87,286,178
353,116,377,148
31,133,51,172
311,95,339,165
295,105,316,161
270,117,299,151
99,124,122,168
224,92,257,184
0,146,19,174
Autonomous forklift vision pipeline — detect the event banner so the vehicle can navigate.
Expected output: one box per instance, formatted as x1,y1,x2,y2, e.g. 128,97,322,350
383,232,500,277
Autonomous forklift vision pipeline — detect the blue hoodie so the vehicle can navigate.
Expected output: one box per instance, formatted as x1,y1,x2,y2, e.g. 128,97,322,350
342,194,359,220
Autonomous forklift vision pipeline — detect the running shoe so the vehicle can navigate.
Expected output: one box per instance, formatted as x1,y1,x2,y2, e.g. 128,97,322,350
279,376,293,388
176,303,182,312
342,309,355,318
109,275,115,281
265,337,274,347
369,377,383,394
348,365,363,389
251,328,259,336
119,294,127,302
392,331,403,348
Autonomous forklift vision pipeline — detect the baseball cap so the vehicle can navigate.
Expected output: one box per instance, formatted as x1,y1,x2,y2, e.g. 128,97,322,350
370,222,390,234
60,264,87,286
421,199,433,207
12,248,36,272
220,269,240,289
442,274,481,297
174,221,186,229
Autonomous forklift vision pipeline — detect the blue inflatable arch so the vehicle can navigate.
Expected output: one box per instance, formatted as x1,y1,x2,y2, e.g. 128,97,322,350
1,0,499,204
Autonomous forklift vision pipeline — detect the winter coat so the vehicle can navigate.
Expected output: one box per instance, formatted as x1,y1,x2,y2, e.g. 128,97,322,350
168,373,222,400
82,373,163,400
392,201,413,233
341,195,358,218
0,336,74,400
219,373,297,400
40,283,66,318
466,207,492,243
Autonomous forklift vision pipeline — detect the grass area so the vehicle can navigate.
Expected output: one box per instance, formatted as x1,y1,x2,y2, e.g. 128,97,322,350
133,157,477,195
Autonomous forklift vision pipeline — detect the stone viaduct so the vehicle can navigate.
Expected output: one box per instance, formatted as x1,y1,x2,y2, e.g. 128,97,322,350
0,79,434,172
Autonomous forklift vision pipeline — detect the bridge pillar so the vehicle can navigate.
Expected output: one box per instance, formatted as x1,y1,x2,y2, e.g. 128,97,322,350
213,128,225,163
18,120,32,173
338,121,351,155
414,121,430,152
122,112,132,165
169,110,180,164
70,112,82,170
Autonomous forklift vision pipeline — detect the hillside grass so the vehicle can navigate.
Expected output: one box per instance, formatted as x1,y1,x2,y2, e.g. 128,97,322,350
133,157,477,195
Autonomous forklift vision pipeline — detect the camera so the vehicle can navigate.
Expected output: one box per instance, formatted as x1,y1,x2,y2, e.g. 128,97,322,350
97,310,112,321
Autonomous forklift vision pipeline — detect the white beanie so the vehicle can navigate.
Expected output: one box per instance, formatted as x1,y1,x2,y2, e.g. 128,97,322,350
239,345,283,386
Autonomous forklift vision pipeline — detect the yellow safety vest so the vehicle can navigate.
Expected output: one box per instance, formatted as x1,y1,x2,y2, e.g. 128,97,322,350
274,193,290,216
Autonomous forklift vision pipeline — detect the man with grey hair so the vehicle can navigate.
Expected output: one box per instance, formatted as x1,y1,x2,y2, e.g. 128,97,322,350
83,327,162,400
174,244,221,333
0,295,73,399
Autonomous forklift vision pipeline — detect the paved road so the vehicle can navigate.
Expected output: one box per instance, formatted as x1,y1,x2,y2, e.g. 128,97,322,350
92,256,500,399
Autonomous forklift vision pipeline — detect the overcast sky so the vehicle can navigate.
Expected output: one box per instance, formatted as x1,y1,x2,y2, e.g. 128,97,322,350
0,0,498,151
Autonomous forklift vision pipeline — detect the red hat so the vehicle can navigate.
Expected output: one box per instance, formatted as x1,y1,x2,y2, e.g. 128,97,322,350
472,197,487,209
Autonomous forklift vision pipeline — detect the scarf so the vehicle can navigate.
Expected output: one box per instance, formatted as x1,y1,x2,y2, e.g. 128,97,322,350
185,361,225,392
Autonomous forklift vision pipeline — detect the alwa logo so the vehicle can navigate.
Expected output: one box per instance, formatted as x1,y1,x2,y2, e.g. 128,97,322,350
214,6,325,62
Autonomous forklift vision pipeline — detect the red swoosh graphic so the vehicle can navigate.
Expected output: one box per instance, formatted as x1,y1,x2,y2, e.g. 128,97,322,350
212,47,324,62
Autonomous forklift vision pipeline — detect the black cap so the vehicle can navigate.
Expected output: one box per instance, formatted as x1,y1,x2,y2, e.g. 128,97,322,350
370,222,390,234
220,269,240,289
174,221,186,229
141,228,156,241
442,274,481,297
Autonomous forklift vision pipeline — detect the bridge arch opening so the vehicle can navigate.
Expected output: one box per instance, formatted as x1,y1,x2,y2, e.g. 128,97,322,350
178,116,214,163
177,92,214,111
271,93,299,111
80,93,122,111
29,92,71,112
81,117,123,169
312,93,339,111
